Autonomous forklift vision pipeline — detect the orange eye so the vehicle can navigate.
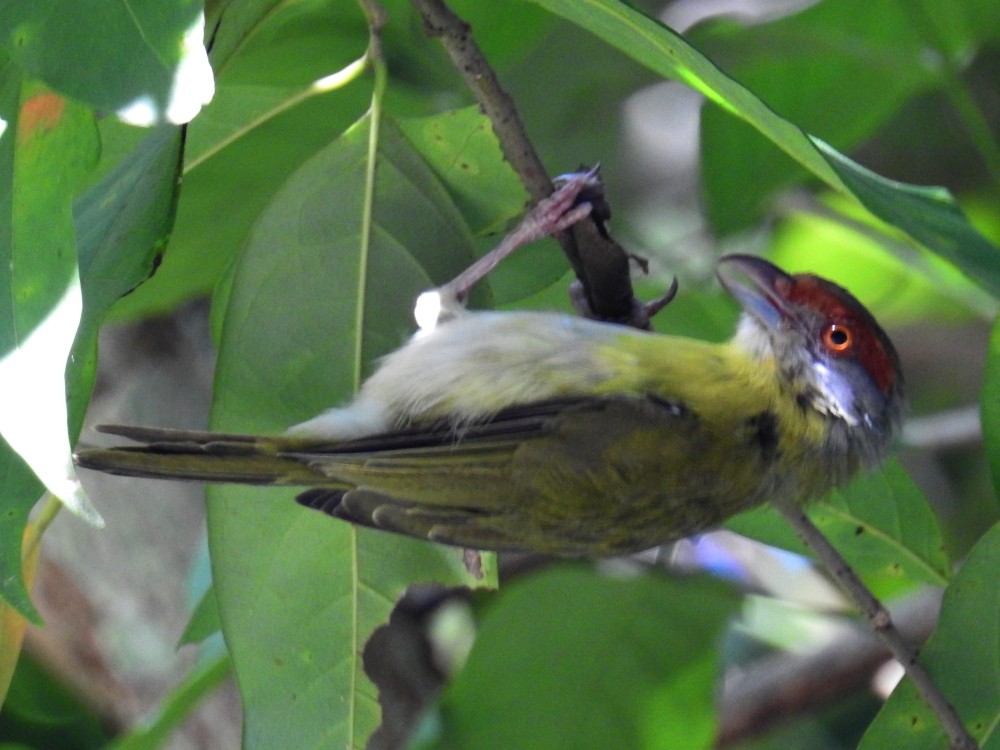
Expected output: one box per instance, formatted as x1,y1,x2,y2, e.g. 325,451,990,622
823,324,853,353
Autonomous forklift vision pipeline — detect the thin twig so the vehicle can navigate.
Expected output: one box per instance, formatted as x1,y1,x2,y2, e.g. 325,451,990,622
410,0,552,202
902,405,981,450
771,496,978,750
410,0,650,327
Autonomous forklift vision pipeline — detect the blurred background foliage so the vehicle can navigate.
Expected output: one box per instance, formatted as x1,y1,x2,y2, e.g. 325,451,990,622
1,0,999,748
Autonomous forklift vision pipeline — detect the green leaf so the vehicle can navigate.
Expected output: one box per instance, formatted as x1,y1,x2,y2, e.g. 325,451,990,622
524,0,840,182
70,125,184,432
729,460,950,587
0,74,100,529
0,651,105,747
178,585,221,647
0,0,213,125
524,0,1000,295
399,107,528,235
112,82,371,321
206,112,495,750
858,521,1000,749
107,654,230,750
411,566,738,750
982,318,1000,502
691,0,946,233
814,139,1000,299
210,0,369,85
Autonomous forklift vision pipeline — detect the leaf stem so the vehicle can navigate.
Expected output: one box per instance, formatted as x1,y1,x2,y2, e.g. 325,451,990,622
350,6,389,748
771,496,978,750
354,0,389,390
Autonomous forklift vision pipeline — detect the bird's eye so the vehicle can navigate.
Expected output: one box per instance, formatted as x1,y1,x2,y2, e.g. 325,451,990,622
823,324,853,353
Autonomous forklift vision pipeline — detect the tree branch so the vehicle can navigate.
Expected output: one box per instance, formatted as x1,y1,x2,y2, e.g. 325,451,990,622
410,0,652,328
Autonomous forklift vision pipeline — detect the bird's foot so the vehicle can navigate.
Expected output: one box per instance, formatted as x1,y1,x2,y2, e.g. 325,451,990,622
416,169,599,331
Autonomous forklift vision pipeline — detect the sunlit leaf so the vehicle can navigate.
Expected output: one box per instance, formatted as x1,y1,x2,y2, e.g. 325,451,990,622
399,106,570,304
0,78,100,526
770,194,994,325
0,1,213,125
399,107,527,235
814,139,1000,298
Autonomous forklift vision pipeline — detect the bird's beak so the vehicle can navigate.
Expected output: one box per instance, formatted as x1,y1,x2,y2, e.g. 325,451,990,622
716,254,796,332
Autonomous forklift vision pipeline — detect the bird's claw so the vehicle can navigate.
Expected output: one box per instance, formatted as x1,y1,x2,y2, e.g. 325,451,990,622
419,168,601,330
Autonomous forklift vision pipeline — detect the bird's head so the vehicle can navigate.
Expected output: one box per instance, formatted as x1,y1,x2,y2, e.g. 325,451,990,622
717,254,905,466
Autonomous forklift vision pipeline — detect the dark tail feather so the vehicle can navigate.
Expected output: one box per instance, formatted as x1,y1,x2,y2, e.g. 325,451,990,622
74,425,339,486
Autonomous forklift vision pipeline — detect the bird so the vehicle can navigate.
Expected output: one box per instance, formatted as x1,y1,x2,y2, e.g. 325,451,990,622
74,254,904,557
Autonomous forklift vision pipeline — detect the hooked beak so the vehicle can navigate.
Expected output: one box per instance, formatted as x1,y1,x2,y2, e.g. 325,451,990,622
716,255,796,332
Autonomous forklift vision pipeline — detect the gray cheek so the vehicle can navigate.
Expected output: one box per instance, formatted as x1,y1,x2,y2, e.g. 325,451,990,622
813,359,896,435
809,360,860,425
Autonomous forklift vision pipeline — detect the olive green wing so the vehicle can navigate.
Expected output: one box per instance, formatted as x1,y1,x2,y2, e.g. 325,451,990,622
77,395,777,555
291,395,774,555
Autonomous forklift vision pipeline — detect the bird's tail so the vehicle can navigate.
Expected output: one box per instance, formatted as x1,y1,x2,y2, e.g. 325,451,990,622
74,425,340,487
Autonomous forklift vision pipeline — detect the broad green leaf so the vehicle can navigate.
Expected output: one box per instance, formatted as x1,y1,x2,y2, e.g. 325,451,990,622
411,566,737,750
728,460,949,587
70,126,185,432
211,0,368,85
0,77,100,528
0,1,213,125
399,107,528,236
0,62,40,618
859,521,1000,749
523,0,839,184
115,8,370,318
982,318,1000,503
112,1,558,320
207,113,494,750
524,0,1000,296
112,83,372,320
